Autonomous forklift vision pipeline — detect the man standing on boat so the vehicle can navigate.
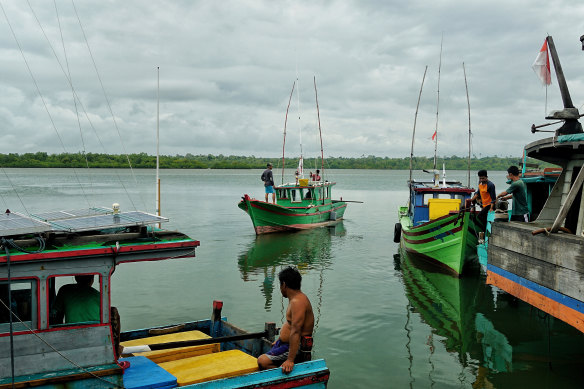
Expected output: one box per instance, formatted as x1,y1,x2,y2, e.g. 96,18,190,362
261,163,276,204
496,166,529,222
470,170,496,228
257,266,314,374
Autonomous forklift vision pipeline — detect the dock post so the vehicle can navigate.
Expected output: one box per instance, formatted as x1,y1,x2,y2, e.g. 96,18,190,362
265,322,277,342
211,300,223,338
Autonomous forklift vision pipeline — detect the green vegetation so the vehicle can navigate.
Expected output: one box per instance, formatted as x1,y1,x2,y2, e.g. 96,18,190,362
0,152,552,170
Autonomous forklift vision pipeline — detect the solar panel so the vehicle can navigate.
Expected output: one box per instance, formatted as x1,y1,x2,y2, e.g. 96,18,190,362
0,212,52,237
32,207,112,222
48,211,168,233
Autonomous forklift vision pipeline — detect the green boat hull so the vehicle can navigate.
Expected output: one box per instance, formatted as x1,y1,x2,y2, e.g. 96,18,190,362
399,207,480,276
239,194,347,234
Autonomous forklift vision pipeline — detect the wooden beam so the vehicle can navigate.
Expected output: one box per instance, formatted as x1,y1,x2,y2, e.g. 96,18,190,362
551,165,584,233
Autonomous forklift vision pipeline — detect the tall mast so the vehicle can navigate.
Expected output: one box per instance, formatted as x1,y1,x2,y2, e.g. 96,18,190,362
282,80,296,184
314,76,324,180
297,72,303,178
433,35,443,173
463,62,471,188
156,66,161,222
409,66,428,186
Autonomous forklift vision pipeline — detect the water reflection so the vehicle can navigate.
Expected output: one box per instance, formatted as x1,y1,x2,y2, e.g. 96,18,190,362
238,222,345,311
397,249,584,387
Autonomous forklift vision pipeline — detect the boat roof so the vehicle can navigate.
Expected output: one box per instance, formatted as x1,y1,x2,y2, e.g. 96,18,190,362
526,135,584,165
276,181,335,189
409,180,474,194
0,207,199,267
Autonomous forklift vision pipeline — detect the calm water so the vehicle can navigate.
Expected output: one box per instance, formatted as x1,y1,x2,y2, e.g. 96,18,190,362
3,168,584,388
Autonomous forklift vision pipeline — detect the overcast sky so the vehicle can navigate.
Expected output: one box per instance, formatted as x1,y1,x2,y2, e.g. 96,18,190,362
0,1,583,159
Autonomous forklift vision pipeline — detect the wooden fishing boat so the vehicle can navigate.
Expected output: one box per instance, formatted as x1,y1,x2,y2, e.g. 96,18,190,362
396,53,478,277
397,178,480,276
238,181,347,235
0,208,330,388
487,36,584,334
239,77,348,235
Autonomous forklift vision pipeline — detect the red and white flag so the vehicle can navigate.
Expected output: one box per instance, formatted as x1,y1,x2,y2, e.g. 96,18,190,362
532,39,551,86
431,130,437,141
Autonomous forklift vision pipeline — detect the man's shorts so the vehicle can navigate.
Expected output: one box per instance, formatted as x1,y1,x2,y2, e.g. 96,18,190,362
265,339,289,365
265,185,275,194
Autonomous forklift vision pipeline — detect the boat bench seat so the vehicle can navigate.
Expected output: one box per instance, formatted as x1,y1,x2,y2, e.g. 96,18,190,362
119,356,177,389
121,330,219,363
159,349,259,386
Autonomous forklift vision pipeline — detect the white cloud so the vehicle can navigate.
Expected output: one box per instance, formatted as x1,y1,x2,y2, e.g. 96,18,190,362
0,0,583,159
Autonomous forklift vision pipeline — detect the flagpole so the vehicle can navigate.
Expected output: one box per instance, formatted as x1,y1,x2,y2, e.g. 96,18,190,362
463,62,471,188
433,34,443,177
156,66,161,227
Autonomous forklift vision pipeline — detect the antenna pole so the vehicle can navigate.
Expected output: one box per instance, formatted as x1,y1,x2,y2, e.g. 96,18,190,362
410,66,428,186
463,62,471,187
156,66,161,224
433,35,443,172
314,76,325,181
282,81,296,184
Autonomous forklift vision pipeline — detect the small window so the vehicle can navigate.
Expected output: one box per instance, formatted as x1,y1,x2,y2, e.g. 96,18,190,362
49,274,101,326
291,189,302,203
304,190,312,200
0,279,37,333
278,189,288,199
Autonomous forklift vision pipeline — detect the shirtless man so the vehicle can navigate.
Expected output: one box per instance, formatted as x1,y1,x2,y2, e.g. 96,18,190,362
257,266,314,374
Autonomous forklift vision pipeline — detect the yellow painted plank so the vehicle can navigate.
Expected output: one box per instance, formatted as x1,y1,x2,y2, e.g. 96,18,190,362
159,350,259,386
120,330,219,363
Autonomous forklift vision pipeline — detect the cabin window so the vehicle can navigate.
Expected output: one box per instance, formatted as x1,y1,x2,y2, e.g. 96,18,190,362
291,189,302,203
0,279,37,333
49,274,101,327
304,190,312,200
314,188,322,200
326,186,330,199
278,189,288,199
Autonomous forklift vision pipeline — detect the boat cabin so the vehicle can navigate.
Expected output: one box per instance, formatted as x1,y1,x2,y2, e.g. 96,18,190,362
0,208,198,387
275,180,336,207
408,180,475,226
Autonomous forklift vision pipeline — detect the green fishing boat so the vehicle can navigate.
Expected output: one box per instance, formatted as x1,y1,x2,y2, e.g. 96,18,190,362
239,77,348,234
396,178,480,276
238,180,347,235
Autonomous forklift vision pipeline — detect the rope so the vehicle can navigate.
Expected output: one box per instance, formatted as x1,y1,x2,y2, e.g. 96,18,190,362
70,0,147,212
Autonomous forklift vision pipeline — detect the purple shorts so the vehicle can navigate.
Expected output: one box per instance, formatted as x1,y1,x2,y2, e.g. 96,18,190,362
265,339,289,364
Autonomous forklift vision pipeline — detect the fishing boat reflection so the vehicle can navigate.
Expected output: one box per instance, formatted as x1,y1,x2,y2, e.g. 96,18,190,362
398,248,584,386
238,223,344,310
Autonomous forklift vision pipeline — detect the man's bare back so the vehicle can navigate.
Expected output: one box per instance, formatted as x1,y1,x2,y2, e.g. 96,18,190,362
279,291,314,343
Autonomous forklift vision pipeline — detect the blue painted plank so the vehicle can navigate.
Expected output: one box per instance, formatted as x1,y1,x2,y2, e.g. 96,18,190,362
120,356,177,389
487,264,584,314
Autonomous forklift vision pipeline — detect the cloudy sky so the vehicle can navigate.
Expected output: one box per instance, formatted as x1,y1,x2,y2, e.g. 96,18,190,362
0,0,583,159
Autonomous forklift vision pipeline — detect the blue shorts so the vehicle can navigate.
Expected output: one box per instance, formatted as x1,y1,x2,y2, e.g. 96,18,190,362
265,185,275,194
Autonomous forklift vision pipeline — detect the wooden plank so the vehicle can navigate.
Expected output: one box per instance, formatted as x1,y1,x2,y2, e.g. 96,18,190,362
490,222,584,273
488,245,584,302
0,366,122,389
0,326,115,377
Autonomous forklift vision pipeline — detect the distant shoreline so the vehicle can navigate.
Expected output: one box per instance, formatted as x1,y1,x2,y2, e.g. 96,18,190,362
0,152,550,170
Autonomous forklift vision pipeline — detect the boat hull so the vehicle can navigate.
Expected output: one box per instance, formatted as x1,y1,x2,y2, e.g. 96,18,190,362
239,195,347,235
399,209,480,276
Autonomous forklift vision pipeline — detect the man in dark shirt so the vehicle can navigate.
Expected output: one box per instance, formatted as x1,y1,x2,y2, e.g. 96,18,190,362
496,166,529,222
261,163,276,204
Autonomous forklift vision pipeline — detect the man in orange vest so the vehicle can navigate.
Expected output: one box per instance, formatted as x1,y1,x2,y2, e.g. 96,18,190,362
470,169,496,228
